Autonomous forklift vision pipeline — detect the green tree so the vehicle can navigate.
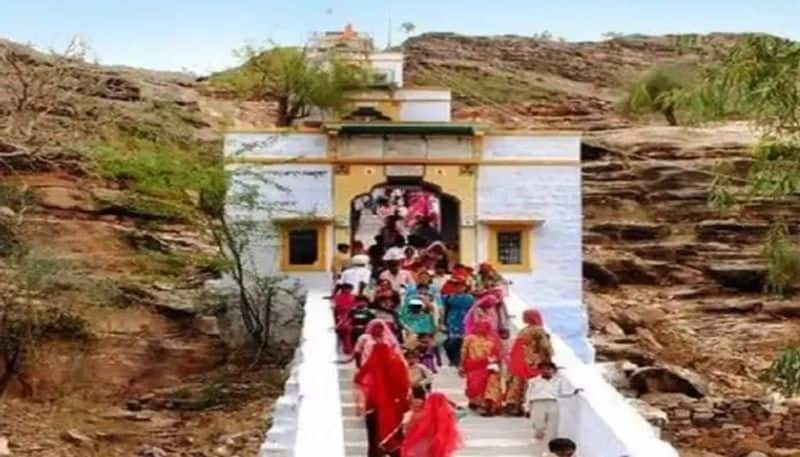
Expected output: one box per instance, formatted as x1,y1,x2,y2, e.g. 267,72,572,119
400,22,416,37
620,61,699,125
676,35,800,293
211,46,370,127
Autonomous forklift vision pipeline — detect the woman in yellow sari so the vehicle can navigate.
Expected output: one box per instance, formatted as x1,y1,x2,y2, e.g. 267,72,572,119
459,320,504,416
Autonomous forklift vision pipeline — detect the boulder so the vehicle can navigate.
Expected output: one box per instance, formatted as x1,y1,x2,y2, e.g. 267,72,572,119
589,222,670,241
702,299,763,314
765,302,800,318
707,263,768,292
668,286,716,300
60,429,93,447
630,364,709,398
193,316,220,336
582,260,619,287
613,309,644,334
696,220,769,243
0,206,15,219
35,186,98,212
598,360,638,390
136,445,168,457
603,321,626,337
602,257,661,285
594,339,656,366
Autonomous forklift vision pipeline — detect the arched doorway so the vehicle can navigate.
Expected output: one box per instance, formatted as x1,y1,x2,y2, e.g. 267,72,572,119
350,179,460,259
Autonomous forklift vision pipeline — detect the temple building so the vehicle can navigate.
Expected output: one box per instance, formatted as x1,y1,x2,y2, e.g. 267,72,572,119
239,26,679,457
224,25,590,361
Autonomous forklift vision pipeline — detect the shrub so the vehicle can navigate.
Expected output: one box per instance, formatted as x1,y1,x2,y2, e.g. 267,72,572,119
619,61,699,125
763,223,800,295
87,135,221,222
761,347,800,397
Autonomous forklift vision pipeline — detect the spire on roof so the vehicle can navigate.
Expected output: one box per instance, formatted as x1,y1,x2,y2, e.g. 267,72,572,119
340,24,356,40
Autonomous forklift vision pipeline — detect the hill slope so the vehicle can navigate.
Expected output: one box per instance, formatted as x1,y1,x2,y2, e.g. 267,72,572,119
2,33,798,457
404,32,740,129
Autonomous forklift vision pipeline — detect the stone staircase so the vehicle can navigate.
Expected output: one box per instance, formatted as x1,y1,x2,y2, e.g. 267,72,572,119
339,364,537,457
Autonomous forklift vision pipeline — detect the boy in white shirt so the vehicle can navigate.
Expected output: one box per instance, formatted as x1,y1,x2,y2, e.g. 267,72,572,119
544,438,577,457
525,362,581,455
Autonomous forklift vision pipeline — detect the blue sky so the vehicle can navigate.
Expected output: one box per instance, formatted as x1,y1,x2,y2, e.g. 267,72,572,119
2,0,798,73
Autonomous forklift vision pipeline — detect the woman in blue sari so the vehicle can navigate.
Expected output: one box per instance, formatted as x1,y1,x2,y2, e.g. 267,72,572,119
442,277,474,367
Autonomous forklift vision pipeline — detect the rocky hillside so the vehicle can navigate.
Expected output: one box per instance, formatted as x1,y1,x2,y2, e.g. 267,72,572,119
2,32,798,457
582,124,800,455
404,32,739,130
0,39,284,456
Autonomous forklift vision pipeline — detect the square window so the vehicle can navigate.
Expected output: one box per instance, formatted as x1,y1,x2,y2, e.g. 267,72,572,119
497,231,522,265
486,224,532,272
279,222,327,271
288,229,319,265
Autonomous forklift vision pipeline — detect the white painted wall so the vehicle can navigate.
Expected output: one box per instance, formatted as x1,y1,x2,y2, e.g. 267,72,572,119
225,133,328,158
225,163,334,277
478,164,591,361
370,52,404,87
484,135,581,160
396,89,452,122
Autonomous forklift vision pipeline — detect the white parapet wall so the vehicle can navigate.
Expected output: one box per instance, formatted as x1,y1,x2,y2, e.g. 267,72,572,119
505,292,679,457
260,274,346,457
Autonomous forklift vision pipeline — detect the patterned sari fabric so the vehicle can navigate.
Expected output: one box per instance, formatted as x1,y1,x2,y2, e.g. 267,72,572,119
460,321,504,415
401,393,463,457
504,309,553,414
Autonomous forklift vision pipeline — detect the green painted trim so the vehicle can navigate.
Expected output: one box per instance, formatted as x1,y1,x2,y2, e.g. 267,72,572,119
325,121,489,135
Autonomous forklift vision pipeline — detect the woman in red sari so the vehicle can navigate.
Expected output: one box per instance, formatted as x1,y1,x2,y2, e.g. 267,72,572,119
401,392,463,457
460,320,504,416
504,309,553,416
354,343,411,457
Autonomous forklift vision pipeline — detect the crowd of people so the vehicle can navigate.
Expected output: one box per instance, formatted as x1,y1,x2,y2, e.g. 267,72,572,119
330,238,581,457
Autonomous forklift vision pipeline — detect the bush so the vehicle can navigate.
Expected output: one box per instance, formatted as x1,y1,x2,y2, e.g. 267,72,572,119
763,223,800,295
0,219,17,257
619,61,699,125
86,133,222,223
761,347,800,397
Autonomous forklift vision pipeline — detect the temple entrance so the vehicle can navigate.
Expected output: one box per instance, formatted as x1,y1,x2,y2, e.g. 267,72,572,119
350,180,460,261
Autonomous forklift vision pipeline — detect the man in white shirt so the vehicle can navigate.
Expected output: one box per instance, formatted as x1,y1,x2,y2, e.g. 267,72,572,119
525,362,581,456
378,259,414,292
338,254,371,295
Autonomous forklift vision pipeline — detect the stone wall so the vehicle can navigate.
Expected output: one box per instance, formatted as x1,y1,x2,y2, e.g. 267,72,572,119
643,393,800,451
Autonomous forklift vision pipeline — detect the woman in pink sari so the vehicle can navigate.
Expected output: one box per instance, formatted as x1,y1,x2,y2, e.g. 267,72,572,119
354,319,401,366
459,320,504,416
463,293,501,337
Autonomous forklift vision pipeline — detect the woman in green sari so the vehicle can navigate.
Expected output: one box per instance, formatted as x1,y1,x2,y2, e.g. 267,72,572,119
399,297,437,342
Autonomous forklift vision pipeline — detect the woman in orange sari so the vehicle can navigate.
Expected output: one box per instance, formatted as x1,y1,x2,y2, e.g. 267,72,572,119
459,320,504,416
504,309,553,416
355,343,411,457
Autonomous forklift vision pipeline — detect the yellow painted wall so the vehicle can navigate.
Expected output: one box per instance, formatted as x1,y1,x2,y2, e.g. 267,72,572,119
423,165,477,265
333,165,385,245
